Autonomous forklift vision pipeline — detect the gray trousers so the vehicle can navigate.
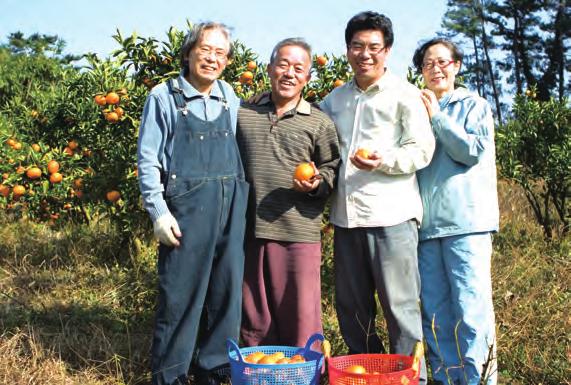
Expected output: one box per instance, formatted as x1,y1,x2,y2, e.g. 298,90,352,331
334,220,427,384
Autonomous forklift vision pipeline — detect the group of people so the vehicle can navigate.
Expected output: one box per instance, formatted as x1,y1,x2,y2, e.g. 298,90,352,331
137,10,499,385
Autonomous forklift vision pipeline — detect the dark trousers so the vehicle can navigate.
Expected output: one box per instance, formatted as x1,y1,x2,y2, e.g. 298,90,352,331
241,238,322,347
334,221,427,384
151,179,247,385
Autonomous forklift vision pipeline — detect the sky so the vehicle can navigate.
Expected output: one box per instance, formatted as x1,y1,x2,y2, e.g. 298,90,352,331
0,0,448,77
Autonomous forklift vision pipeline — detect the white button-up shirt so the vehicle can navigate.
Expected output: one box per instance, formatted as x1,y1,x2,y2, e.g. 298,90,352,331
320,70,434,228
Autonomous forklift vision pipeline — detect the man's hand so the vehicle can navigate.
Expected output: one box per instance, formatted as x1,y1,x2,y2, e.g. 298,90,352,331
153,213,182,247
293,161,321,193
350,151,382,171
420,89,440,118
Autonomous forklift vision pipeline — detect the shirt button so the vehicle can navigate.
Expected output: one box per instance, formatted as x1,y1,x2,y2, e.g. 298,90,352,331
200,135,204,140
182,110,188,116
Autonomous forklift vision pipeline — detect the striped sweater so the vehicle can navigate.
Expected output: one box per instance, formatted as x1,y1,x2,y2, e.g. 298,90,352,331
237,94,340,243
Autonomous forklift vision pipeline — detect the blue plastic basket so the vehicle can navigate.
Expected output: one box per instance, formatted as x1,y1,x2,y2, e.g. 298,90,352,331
227,333,324,385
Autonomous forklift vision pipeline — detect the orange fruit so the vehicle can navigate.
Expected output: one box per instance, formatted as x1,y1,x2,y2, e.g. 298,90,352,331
246,61,257,71
276,358,290,364
240,71,254,84
333,79,345,88
63,146,74,156
294,162,315,182
12,142,22,150
31,143,41,152
257,355,278,365
106,111,120,123
114,106,124,118
355,148,371,159
0,184,10,198
26,167,42,179
344,365,367,374
16,166,25,174
105,92,120,105
6,138,16,147
63,203,72,210
73,178,83,189
30,110,39,118
68,140,79,150
244,351,265,364
316,55,327,66
94,94,107,106
49,172,63,184
2,173,8,180
106,190,121,203
270,352,285,360
47,160,60,174
290,354,305,362
12,184,26,197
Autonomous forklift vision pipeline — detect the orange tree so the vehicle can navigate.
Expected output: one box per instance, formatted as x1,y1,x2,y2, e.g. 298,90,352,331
0,28,354,248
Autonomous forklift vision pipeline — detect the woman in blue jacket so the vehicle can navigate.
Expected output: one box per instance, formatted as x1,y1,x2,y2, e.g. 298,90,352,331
412,38,499,385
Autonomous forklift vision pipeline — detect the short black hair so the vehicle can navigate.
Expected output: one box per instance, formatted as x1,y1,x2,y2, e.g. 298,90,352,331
412,38,463,73
345,11,394,48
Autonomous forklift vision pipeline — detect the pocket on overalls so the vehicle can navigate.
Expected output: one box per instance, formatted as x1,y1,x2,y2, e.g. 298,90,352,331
166,179,207,203
202,130,237,174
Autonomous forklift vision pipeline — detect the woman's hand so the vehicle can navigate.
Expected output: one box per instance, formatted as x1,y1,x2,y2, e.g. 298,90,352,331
420,89,440,118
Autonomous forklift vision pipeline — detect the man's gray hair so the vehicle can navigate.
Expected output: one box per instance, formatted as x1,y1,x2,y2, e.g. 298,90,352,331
269,37,312,64
180,22,233,71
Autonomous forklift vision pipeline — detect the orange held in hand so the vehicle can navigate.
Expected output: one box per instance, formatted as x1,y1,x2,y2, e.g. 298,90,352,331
354,148,371,159
294,162,315,182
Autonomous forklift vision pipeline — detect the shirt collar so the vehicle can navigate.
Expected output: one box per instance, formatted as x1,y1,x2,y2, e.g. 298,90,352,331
350,68,393,94
256,93,312,115
177,74,224,100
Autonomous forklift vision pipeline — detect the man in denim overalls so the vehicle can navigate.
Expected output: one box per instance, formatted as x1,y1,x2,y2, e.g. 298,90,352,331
137,22,248,385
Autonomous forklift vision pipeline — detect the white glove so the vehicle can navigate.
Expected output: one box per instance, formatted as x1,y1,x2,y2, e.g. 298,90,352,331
153,213,182,247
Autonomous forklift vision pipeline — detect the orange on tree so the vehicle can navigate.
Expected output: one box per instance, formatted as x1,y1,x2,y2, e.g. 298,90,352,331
355,148,371,159
2,173,8,180
63,146,74,156
239,71,254,84
114,106,124,118
31,143,41,152
68,140,79,150
316,55,328,66
333,79,345,88
0,184,10,198
6,138,16,147
30,110,39,118
49,172,63,184
246,61,257,71
294,162,315,182
106,111,120,123
105,92,120,105
73,178,83,189
12,184,26,197
63,203,72,210
16,166,25,174
94,94,107,106
106,190,121,203
47,160,60,174
26,167,42,179
12,142,22,150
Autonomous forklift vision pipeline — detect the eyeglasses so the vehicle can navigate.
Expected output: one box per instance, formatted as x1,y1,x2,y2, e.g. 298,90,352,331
347,42,386,55
422,59,456,71
196,46,228,61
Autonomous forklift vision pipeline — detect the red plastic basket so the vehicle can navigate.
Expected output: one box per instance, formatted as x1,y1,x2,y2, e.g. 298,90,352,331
327,353,419,385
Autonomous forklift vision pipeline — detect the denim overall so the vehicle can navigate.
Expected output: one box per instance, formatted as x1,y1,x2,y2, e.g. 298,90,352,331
151,79,249,385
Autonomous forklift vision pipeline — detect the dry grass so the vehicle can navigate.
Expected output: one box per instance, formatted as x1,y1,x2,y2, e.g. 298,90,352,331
0,180,568,384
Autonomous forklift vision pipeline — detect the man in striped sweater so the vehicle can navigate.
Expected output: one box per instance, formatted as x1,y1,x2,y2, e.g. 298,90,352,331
237,37,340,347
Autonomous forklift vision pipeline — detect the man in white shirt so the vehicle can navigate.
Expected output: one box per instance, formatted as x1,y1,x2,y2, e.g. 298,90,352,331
320,11,434,384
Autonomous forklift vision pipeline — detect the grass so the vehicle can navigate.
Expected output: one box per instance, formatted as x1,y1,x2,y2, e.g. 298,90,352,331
0,180,569,384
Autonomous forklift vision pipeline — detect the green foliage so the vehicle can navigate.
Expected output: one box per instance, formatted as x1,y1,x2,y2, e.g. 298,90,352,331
496,89,571,238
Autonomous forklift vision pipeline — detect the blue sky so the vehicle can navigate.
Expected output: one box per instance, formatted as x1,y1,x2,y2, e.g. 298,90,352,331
0,0,447,77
